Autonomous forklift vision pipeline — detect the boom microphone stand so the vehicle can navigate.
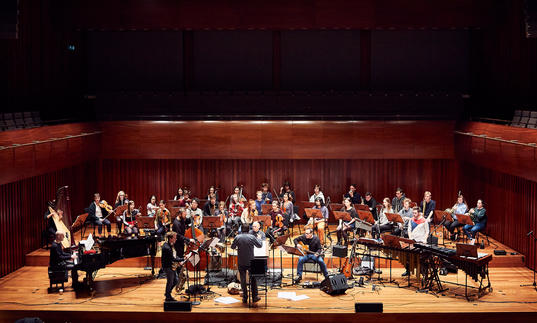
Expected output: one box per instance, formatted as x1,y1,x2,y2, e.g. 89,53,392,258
521,230,537,291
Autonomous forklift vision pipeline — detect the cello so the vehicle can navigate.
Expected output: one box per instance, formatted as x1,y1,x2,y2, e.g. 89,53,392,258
184,224,208,271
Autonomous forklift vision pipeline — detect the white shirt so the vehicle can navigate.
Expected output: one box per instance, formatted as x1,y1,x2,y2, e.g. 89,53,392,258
95,202,103,219
309,192,325,203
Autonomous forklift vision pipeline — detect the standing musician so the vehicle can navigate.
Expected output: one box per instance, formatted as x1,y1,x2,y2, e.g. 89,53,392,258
309,184,326,203
121,200,139,236
187,198,204,232
240,199,258,232
147,195,158,217
279,181,296,202
231,223,263,304
114,190,129,233
293,228,329,284
261,183,273,203
87,193,111,238
402,207,429,276
249,221,266,241
266,201,286,240
344,184,362,205
172,208,195,258
206,186,219,202
372,198,394,239
336,197,359,245
444,195,468,241
50,231,78,285
203,195,218,216
162,232,184,302
420,191,436,220
173,187,184,201
363,192,378,220
394,198,413,237
307,197,329,245
254,191,265,215
463,199,487,244
155,200,171,238
391,188,406,213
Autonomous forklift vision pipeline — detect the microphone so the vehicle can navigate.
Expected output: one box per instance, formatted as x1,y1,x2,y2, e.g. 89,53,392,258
527,231,533,237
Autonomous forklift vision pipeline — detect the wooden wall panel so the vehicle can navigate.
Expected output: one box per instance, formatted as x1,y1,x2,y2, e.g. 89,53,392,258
459,162,537,271
96,159,458,221
100,121,455,160
0,161,97,278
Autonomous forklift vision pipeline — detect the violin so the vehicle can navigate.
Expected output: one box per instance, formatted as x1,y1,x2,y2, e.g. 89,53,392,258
99,200,114,213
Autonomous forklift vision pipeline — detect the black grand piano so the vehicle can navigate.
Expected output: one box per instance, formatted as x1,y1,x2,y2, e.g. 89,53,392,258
73,236,158,290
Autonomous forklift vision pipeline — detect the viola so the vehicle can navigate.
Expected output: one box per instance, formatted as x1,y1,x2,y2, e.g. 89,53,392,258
99,200,114,213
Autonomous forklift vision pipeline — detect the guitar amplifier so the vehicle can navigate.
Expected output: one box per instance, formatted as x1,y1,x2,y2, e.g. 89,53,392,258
332,245,348,258
320,274,349,295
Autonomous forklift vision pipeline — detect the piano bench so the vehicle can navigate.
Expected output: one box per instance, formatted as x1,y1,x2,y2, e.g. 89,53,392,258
48,267,68,293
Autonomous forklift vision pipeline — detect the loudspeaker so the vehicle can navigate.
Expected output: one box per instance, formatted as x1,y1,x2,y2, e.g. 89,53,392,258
320,274,349,295
164,301,192,311
494,249,507,256
332,245,348,258
355,302,383,313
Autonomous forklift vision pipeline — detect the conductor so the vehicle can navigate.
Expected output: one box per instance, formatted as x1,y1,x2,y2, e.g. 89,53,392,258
231,223,262,304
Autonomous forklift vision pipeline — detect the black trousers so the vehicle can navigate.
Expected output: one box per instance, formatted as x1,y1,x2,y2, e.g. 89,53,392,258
164,267,178,299
372,224,393,238
238,264,257,300
174,241,185,258
444,220,463,234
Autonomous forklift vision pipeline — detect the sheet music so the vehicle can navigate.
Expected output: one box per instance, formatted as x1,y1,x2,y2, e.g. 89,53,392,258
254,240,268,257
80,233,95,251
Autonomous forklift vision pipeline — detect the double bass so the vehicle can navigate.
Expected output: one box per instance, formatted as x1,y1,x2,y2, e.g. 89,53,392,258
184,223,208,271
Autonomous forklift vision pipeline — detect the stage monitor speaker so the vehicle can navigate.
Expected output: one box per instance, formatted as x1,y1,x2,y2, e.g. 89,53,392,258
164,301,192,311
332,245,348,258
355,302,383,313
526,0,537,38
494,249,507,256
320,274,349,295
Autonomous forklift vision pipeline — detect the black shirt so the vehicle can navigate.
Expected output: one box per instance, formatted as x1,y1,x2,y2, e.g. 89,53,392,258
293,235,322,253
364,197,378,220
344,192,362,205
161,241,182,268
49,241,72,267
172,218,189,244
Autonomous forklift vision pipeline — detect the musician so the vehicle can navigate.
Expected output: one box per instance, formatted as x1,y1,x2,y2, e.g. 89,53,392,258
281,193,296,226
408,207,429,243
309,185,325,203
187,199,204,233
231,223,262,304
172,208,195,258
206,186,219,202
229,195,244,231
293,228,329,284
178,190,192,208
394,198,413,236
254,191,265,214
336,198,359,245
114,191,129,233
463,199,487,244
444,195,468,240
121,201,139,236
391,188,406,213
204,195,218,216
266,201,286,239
49,231,78,285
146,195,158,217
229,186,246,209
372,198,394,239
249,221,266,241
240,199,258,232
87,193,111,238
363,192,378,220
155,200,171,238
173,187,184,201
162,231,184,302
420,191,436,220
261,183,273,203
308,198,329,245
45,208,62,242
344,184,362,205
279,181,296,202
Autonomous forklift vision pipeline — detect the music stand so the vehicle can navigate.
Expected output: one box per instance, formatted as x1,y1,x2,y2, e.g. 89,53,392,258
333,211,351,223
457,213,473,226
354,204,369,211
254,215,271,229
356,210,375,224
434,210,452,245
261,204,272,215
456,243,478,258
304,208,323,219
385,212,404,224
138,216,155,236
167,200,180,208
203,216,223,231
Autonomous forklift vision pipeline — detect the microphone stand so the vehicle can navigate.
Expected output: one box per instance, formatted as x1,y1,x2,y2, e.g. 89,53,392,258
521,230,537,290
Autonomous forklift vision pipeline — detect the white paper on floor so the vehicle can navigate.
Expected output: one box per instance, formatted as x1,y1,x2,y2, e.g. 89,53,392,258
214,297,240,304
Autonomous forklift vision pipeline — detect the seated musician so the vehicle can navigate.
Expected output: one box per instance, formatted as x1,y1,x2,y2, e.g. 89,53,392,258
215,201,229,242
463,199,487,244
228,186,246,209
266,201,286,240
240,199,257,232
45,208,61,243
254,191,265,215
282,193,299,226
279,181,296,203
307,197,329,245
249,221,266,241
363,192,378,220
228,195,244,232
178,190,192,208
394,198,413,237
408,207,429,243
114,190,129,234
336,198,359,245
155,200,171,238
391,188,406,213
173,187,184,201
206,185,219,202
49,231,78,285
309,184,325,203
293,228,329,284
444,195,468,241
121,200,139,236
203,195,218,216
372,198,394,239
187,198,204,232
87,193,111,238
344,184,362,204
162,231,184,302
146,195,158,217
172,208,195,258
420,191,436,221
261,182,273,203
